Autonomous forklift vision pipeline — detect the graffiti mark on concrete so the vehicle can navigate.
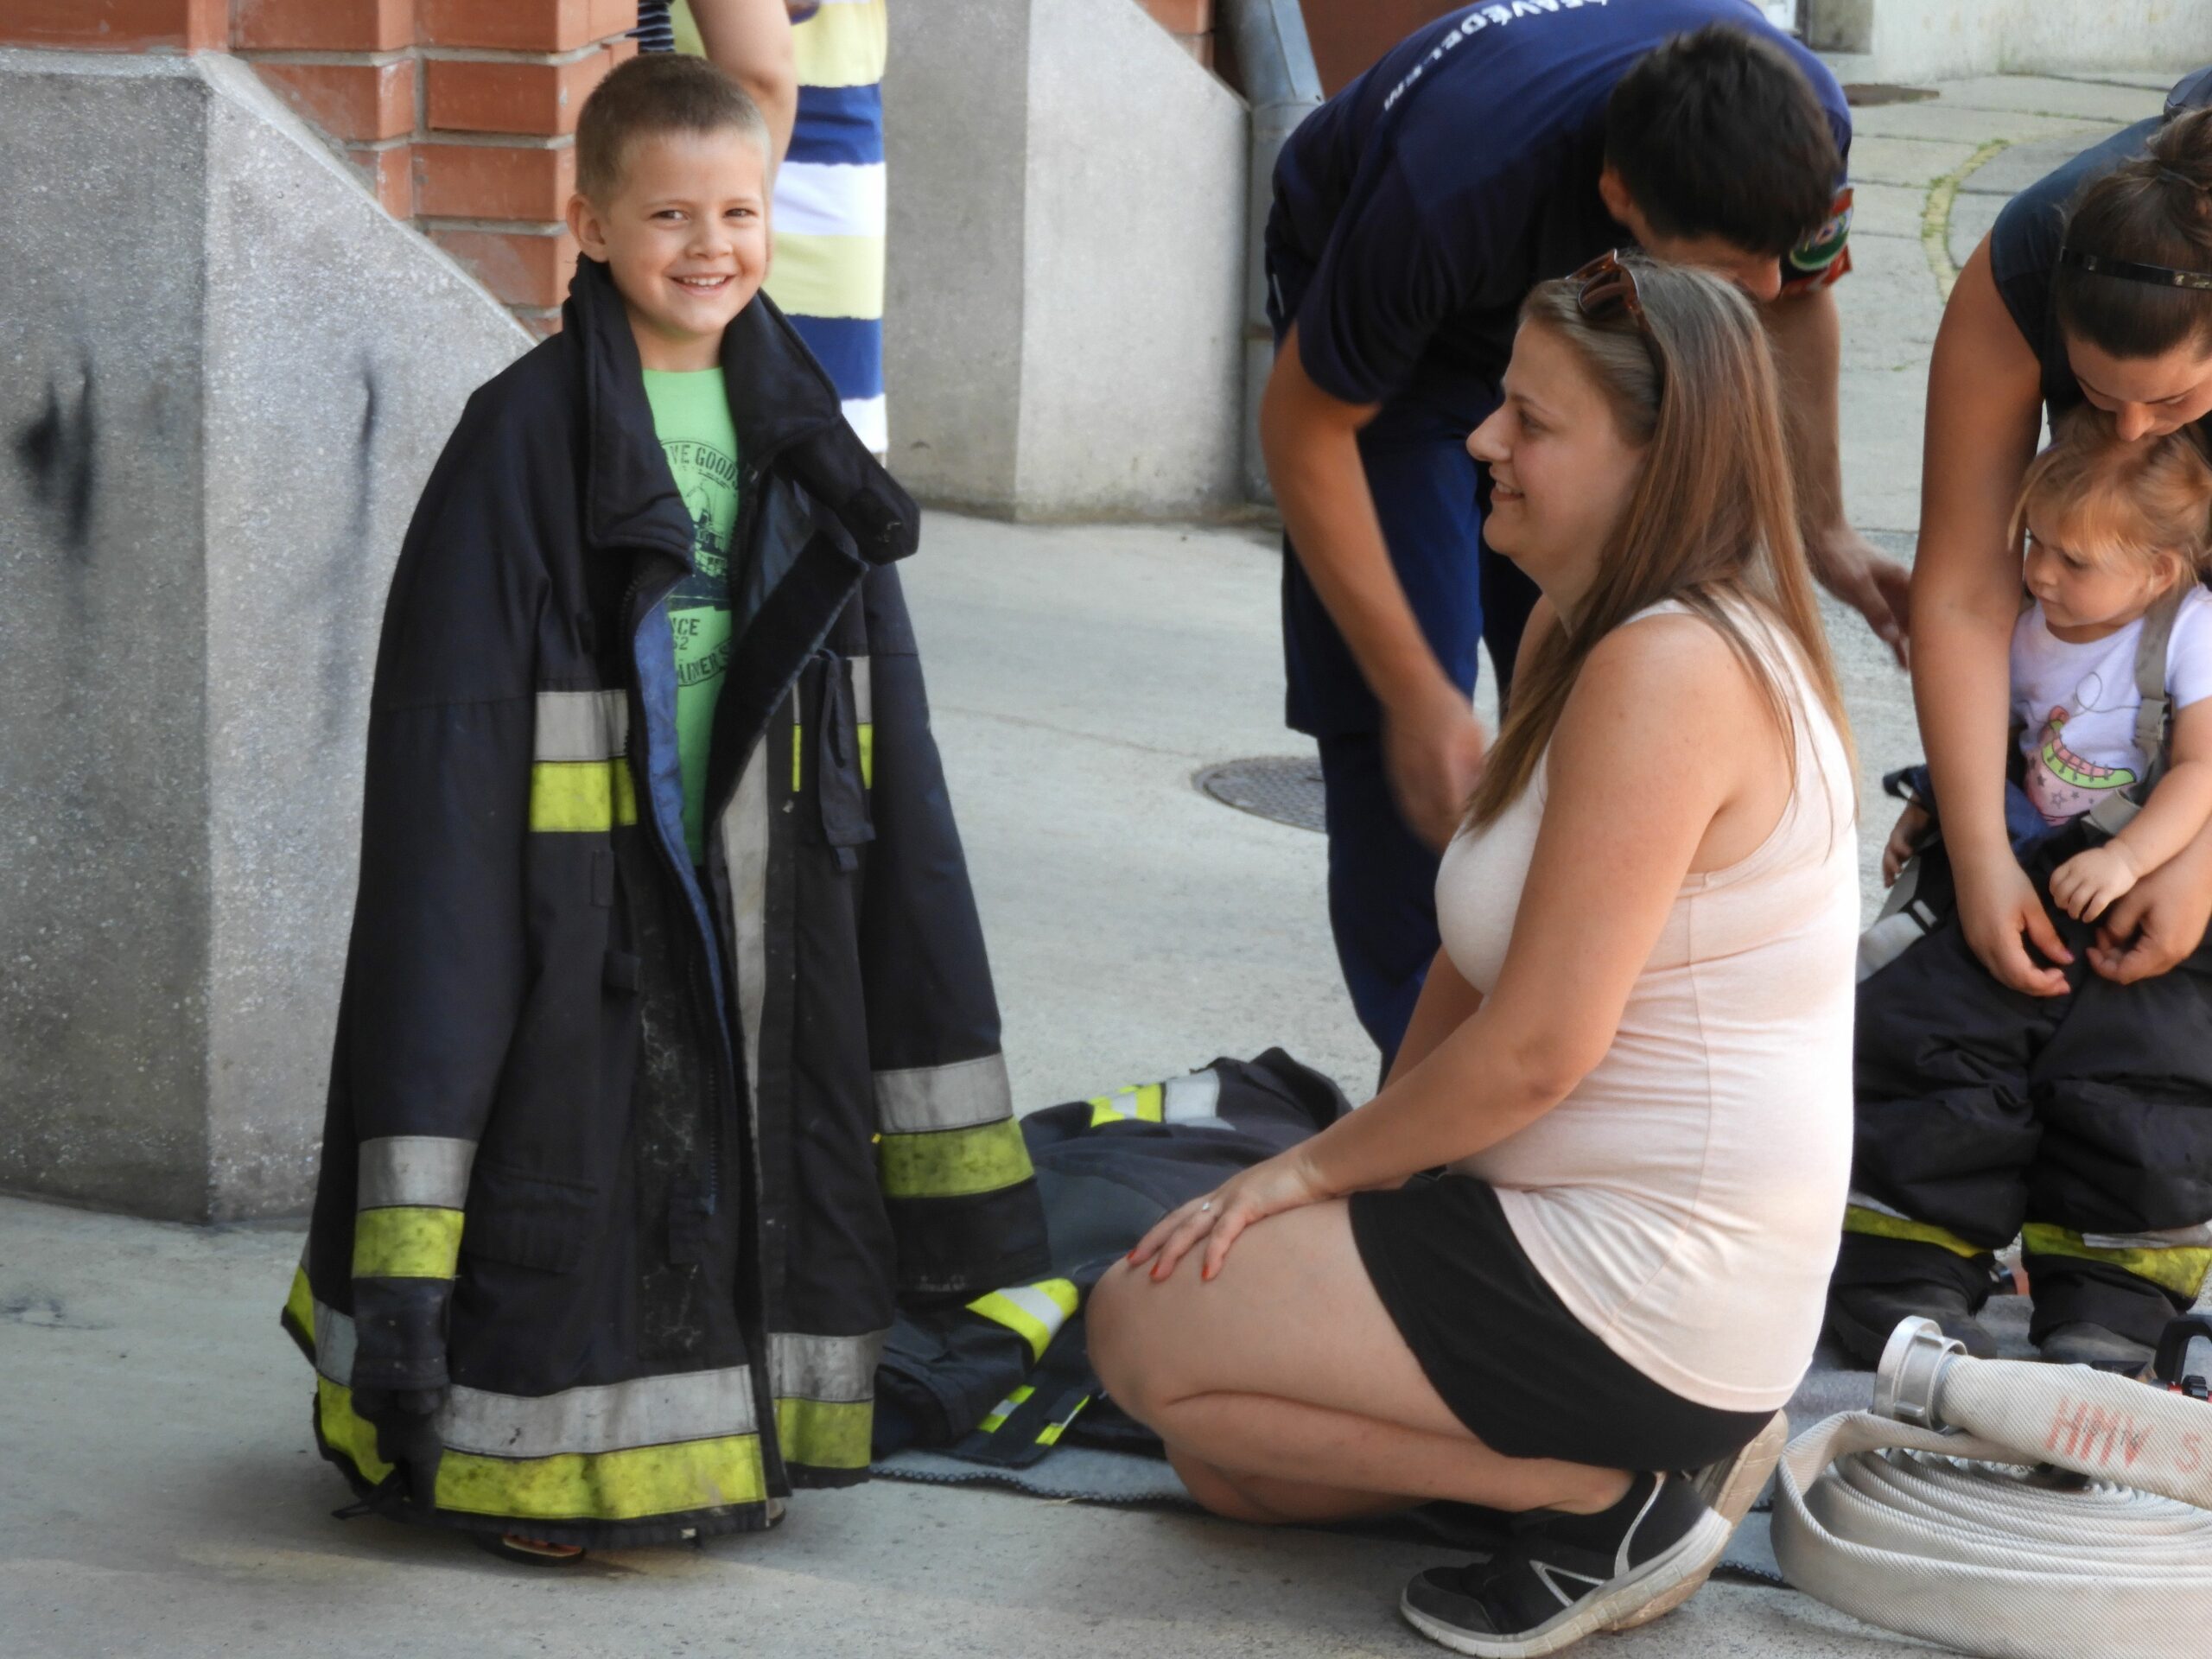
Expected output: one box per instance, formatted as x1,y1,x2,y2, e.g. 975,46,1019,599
14,352,97,554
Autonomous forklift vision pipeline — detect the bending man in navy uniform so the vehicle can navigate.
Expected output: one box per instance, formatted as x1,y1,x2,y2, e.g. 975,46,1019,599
1266,4,1903,1064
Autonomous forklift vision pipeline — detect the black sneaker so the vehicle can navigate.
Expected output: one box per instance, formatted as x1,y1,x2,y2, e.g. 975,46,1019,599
1827,1281,1998,1366
1400,1472,1732,1657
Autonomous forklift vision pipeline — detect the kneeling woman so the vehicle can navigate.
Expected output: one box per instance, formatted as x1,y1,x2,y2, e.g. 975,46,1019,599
1087,257,1859,1657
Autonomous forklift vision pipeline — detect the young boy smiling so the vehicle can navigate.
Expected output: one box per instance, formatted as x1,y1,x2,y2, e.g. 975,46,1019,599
284,54,1046,1563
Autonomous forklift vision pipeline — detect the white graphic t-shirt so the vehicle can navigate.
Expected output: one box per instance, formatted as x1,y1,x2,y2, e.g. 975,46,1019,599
2011,584,2212,825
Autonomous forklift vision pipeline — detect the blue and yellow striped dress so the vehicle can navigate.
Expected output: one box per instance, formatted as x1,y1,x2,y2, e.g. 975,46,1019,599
665,1,889,456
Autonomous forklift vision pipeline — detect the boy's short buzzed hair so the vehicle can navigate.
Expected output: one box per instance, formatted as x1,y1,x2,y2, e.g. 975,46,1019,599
1605,23,1841,257
576,53,770,203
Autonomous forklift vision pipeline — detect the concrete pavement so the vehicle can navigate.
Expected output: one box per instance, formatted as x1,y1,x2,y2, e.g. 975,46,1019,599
0,67,2185,1659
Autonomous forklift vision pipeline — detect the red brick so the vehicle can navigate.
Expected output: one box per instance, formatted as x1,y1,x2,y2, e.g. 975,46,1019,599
588,0,638,44
431,226,580,308
254,60,416,143
1170,33,1214,70
414,140,577,221
426,49,617,137
3,0,226,50
232,0,413,51
418,0,598,53
1139,0,1212,34
603,35,639,68
348,143,416,219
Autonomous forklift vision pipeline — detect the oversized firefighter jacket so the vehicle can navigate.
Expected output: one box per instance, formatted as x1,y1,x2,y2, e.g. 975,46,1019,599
283,257,1048,1548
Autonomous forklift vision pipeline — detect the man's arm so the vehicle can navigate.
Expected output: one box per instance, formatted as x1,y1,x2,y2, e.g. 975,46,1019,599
1261,324,1485,849
1764,283,1911,664
689,0,798,170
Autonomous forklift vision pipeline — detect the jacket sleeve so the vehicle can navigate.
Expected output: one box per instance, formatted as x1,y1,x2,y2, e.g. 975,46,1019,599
339,395,548,1393
855,564,1049,1298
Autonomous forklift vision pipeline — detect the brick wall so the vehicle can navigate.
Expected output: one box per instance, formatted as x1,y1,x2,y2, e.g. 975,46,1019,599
6,1,638,333
1137,0,1215,72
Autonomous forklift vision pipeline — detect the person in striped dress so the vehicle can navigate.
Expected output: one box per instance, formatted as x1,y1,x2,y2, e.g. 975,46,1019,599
662,0,890,457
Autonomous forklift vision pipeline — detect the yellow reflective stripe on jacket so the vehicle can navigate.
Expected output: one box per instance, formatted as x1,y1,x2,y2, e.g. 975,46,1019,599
1089,1084,1164,1128
2022,1223,2212,1298
966,1278,1079,1363
878,1116,1033,1199
978,1385,1033,1435
352,1206,464,1279
317,1378,394,1482
313,1382,769,1521
1034,1394,1090,1447
1841,1204,1982,1258
775,1396,873,1470
284,1262,316,1344
529,760,639,831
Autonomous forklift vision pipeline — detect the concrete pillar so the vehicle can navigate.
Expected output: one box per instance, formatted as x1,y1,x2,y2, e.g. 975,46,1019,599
882,0,1249,519
0,48,526,1220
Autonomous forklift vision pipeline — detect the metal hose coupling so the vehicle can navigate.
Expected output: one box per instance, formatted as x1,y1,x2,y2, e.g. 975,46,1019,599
1871,1315,1962,1428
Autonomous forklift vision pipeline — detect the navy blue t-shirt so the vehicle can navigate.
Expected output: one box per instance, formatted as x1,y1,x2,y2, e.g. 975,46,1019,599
1989,67,2212,426
1267,0,1854,427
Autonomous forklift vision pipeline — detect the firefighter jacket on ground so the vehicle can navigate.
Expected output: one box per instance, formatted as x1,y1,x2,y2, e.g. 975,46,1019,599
873,1051,1350,1467
282,257,1048,1548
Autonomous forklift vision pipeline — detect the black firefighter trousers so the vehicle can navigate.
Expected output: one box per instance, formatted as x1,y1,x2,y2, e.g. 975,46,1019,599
1837,826,2212,1347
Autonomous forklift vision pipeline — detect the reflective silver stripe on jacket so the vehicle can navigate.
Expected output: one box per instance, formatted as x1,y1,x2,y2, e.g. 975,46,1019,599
440,1366,760,1458
306,1292,359,1386
2082,1223,2212,1252
356,1135,477,1211
1162,1070,1225,1123
770,1331,887,1405
721,733,774,1103
304,1292,759,1452
535,690,629,762
874,1053,1014,1134
849,655,873,723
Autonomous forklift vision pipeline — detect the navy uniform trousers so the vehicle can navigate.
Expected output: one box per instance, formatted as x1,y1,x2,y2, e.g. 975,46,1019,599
1838,825,2212,1347
1287,404,1539,1070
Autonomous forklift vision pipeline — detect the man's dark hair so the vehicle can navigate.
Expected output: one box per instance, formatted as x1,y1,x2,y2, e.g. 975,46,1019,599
576,53,769,202
1605,25,1840,257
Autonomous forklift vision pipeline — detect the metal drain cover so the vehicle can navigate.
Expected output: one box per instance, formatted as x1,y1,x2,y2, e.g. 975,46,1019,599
1196,755,1325,833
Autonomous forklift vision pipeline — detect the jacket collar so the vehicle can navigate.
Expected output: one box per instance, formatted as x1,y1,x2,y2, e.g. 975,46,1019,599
563,257,918,568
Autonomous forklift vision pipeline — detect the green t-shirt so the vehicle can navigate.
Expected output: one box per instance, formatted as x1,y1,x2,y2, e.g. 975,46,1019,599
642,368,741,864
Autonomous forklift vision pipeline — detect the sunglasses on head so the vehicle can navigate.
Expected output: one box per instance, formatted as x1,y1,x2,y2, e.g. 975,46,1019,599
1569,250,1649,327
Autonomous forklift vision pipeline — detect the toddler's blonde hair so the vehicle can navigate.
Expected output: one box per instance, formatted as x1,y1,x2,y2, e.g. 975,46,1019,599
2012,409,2212,587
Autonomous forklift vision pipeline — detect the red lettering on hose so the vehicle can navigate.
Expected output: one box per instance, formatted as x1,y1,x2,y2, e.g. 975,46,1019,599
2182,1433,2204,1476
2045,1399,2087,1458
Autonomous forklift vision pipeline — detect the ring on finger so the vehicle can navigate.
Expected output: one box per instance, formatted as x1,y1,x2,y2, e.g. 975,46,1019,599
1199,1201,1211,1212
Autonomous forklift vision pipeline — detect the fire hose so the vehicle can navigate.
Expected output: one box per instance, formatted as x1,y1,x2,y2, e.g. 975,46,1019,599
1770,1316,2212,1659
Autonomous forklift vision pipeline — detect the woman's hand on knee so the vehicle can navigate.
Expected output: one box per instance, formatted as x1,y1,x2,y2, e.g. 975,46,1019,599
1127,1151,1334,1284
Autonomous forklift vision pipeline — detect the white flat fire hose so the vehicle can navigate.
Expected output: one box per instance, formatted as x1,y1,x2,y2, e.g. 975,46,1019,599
1770,1319,2212,1659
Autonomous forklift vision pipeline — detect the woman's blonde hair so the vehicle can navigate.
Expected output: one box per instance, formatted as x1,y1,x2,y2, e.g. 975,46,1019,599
1465,257,1853,829
2010,407,2212,588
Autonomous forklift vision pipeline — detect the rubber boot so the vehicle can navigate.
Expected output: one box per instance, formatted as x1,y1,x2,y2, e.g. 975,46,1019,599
1827,1280,1998,1367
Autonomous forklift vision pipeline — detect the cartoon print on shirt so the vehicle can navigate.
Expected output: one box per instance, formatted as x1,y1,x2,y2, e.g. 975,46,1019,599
2028,690,2138,825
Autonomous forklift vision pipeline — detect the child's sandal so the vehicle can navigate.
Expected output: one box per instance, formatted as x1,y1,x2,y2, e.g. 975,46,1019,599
472,1530,588,1567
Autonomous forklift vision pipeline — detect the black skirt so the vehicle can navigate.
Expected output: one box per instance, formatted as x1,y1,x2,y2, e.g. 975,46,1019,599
1349,1175,1774,1471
